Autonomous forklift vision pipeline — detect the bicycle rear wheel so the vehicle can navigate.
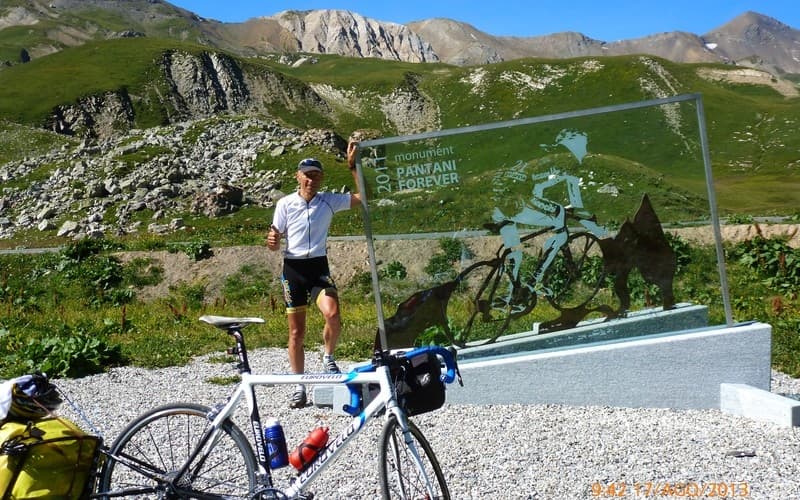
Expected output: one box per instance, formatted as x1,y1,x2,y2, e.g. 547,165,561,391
97,402,257,499
379,415,450,499
545,232,604,310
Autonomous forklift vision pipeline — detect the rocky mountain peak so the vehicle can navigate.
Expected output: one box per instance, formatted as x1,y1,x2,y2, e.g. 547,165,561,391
702,11,800,75
1,3,797,74
710,11,794,37
269,9,439,63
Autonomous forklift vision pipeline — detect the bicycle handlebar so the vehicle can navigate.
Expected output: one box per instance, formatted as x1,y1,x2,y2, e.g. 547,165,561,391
401,346,458,384
344,346,460,415
354,346,459,384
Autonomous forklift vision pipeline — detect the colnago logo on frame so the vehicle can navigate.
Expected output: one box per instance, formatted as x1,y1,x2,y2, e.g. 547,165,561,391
299,374,347,382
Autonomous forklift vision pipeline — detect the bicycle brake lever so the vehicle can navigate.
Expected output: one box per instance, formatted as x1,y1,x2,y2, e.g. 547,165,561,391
448,346,464,387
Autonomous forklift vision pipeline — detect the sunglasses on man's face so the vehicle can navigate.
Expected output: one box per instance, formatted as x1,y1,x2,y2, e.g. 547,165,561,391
301,170,323,180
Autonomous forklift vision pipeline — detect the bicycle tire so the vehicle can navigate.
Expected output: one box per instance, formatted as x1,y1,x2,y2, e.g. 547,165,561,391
545,232,604,310
460,260,534,344
378,415,450,500
96,402,257,499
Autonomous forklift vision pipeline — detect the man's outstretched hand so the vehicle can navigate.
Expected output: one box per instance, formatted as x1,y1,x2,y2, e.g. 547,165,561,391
347,140,358,170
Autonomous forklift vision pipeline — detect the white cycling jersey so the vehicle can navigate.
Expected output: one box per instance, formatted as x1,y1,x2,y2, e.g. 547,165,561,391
272,191,352,258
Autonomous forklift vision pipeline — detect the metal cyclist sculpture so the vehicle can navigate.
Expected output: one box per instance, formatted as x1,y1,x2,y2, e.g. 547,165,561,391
492,167,607,300
379,130,678,349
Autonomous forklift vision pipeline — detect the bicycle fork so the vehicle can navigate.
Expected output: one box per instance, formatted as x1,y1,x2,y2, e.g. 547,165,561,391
393,412,439,499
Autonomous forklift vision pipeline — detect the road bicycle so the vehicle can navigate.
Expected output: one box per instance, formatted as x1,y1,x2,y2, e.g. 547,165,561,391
383,208,608,349
92,315,460,499
456,208,607,341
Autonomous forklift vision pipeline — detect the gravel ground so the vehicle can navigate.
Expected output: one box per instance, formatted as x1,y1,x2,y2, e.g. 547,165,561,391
53,348,800,500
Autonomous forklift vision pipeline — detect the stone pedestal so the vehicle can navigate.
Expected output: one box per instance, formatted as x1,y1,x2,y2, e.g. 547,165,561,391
447,320,772,409
457,302,707,361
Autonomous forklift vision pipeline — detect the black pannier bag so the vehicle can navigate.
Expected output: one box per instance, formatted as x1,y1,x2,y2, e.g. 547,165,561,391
393,350,446,416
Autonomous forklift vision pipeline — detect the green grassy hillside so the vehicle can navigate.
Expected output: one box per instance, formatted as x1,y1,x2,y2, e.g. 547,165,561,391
1,39,800,381
0,39,798,220
0,0,209,63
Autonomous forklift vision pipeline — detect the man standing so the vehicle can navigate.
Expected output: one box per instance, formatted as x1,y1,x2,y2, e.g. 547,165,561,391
266,141,361,408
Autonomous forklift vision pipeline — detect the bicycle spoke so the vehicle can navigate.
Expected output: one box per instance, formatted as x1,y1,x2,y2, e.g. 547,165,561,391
98,403,256,499
387,432,409,497
546,232,603,311
380,416,450,499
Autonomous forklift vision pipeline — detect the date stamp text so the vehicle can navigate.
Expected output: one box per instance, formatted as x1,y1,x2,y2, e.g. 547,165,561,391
591,481,750,497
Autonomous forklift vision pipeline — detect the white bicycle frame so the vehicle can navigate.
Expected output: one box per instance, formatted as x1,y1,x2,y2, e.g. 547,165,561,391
194,315,449,499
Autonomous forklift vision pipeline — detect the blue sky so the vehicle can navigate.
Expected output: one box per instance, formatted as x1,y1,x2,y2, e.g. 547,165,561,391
168,0,798,42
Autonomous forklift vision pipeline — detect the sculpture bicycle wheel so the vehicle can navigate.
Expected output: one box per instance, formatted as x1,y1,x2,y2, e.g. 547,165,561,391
543,231,604,311
459,257,536,345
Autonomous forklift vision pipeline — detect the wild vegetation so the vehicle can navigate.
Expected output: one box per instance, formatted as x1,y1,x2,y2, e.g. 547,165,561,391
1,230,799,380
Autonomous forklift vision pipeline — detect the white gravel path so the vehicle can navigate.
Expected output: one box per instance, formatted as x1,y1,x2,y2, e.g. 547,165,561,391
53,348,800,499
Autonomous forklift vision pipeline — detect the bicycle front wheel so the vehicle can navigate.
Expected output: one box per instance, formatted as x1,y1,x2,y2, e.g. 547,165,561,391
461,261,533,344
97,402,257,499
379,415,450,499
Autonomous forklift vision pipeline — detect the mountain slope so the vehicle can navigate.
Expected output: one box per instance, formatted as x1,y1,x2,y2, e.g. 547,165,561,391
411,12,800,75
0,0,226,59
605,31,720,64
0,38,798,239
703,11,800,75
0,5,799,246
405,18,510,65
1,3,798,77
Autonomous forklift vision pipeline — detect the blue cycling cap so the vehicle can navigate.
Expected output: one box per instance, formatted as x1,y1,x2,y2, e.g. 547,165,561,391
298,158,323,173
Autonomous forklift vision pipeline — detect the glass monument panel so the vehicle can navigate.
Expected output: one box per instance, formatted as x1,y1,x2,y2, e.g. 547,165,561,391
351,95,729,350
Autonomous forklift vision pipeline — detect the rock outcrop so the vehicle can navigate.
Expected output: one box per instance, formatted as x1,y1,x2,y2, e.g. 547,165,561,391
270,9,439,63
0,117,345,240
41,49,332,140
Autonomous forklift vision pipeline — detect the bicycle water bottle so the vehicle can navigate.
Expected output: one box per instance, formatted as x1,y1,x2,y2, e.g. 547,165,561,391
289,425,329,471
264,418,289,469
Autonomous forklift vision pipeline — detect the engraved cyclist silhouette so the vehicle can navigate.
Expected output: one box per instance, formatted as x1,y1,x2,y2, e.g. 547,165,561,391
383,130,615,348
490,129,606,300
468,130,608,332
492,167,606,298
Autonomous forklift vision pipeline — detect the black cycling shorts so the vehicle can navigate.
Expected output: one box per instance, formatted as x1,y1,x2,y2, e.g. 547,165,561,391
280,256,337,313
